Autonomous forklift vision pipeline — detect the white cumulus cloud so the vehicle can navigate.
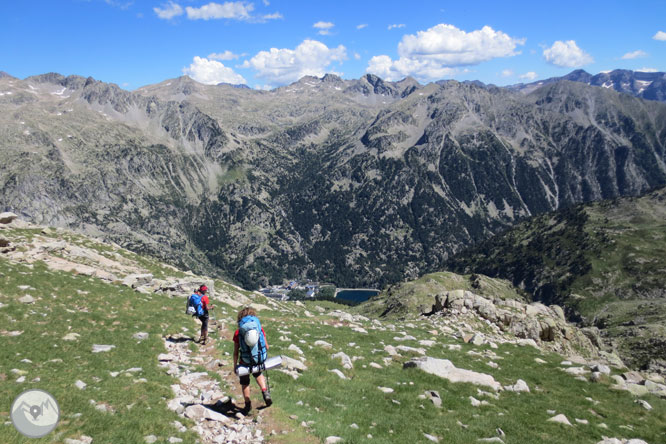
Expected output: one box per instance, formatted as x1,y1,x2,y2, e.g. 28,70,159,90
520,71,538,81
543,40,593,67
242,39,347,86
186,1,254,20
388,24,405,30
208,50,241,61
183,56,247,85
398,24,525,65
154,1,183,19
366,55,458,82
501,69,514,77
357,23,368,30
621,50,647,60
653,31,666,41
366,23,523,82
313,21,334,35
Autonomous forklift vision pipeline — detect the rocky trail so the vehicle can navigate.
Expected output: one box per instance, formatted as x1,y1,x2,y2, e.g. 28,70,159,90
158,331,263,444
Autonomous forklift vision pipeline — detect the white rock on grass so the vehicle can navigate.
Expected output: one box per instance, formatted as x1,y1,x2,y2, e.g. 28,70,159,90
63,333,80,341
328,369,347,380
331,352,353,369
314,340,332,349
547,414,572,426
75,380,87,390
369,362,383,369
564,367,588,376
404,357,502,391
504,379,530,392
144,436,157,444
377,386,394,394
325,437,343,444
133,332,149,341
92,344,115,353
535,358,547,364
19,295,35,304
424,433,440,442
635,399,652,410
64,437,93,444
478,438,504,443
288,344,304,355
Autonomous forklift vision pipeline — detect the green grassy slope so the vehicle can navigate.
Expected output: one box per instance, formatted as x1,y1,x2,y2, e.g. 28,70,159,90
2,224,665,444
446,186,666,371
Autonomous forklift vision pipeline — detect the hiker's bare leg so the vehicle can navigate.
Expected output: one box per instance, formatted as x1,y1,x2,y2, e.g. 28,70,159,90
242,384,251,405
256,374,267,391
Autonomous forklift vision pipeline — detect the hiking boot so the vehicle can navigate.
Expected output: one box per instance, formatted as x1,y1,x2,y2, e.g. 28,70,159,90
262,390,272,407
241,401,251,415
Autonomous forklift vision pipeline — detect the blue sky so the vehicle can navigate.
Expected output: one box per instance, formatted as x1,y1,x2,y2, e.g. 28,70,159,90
2,0,665,90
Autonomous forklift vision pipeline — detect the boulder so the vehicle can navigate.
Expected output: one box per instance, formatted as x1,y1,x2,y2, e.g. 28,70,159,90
547,414,572,426
331,352,353,369
18,295,35,304
282,355,307,372
0,212,18,224
122,273,153,288
403,357,502,391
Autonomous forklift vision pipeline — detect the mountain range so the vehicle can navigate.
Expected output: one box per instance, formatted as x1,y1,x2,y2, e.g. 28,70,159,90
1,69,666,292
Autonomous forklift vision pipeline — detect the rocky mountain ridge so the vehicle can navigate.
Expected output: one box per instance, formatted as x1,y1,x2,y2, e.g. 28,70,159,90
1,71,666,289
510,69,666,103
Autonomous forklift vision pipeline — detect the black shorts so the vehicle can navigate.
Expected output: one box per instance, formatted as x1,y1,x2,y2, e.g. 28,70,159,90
198,314,209,330
239,367,262,386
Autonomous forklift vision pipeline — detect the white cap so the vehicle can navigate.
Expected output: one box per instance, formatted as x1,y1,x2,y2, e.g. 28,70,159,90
244,329,259,347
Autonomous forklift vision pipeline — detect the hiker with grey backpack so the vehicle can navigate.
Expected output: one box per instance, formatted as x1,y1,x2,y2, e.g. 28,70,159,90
233,306,272,413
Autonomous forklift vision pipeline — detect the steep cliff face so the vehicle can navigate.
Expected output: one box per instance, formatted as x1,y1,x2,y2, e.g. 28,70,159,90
2,73,666,288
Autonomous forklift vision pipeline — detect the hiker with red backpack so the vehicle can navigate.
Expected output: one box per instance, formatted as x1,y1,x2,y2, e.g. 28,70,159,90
233,306,272,413
186,285,213,344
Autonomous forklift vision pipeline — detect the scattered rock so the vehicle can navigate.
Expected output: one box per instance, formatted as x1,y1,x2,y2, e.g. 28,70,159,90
64,436,93,444
133,332,149,341
288,344,304,355
404,357,502,391
424,433,440,442
424,390,442,408
504,379,530,393
547,414,572,426
314,340,333,349
63,333,80,341
18,295,35,304
144,436,157,444
0,212,18,224
328,369,347,380
325,437,343,444
75,380,87,390
377,386,394,394
332,352,353,369
92,344,115,353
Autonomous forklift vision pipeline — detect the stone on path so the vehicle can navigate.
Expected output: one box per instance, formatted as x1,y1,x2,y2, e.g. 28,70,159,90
92,344,115,353
547,414,572,426
403,357,502,391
